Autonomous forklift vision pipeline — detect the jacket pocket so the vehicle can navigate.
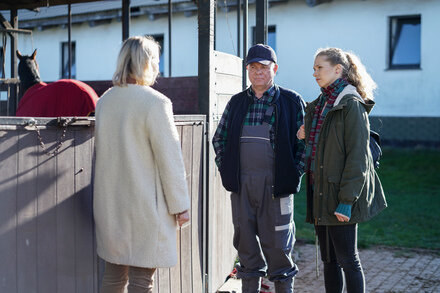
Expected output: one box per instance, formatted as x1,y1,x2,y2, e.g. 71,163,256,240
326,175,340,214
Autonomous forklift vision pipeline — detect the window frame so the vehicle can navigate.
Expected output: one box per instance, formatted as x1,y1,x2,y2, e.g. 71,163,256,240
388,14,421,70
251,25,277,52
148,34,165,77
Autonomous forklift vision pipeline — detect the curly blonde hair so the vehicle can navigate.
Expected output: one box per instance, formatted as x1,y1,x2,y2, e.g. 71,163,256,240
315,48,377,101
112,36,160,87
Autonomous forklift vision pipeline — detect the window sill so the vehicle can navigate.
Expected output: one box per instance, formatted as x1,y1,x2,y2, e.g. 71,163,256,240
385,66,422,71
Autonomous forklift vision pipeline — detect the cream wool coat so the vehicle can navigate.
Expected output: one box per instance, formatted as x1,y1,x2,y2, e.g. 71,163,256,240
93,84,190,268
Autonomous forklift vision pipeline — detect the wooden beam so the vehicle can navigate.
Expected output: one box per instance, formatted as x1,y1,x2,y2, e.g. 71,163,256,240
243,0,248,90
68,4,72,79
0,13,12,29
0,13,14,38
0,78,20,84
255,0,268,44
122,0,130,41
9,9,18,116
197,0,214,291
237,0,241,58
168,0,172,77
198,0,214,117
0,0,100,11
0,28,32,34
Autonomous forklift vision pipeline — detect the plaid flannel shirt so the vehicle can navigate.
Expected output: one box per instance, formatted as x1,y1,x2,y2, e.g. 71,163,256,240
213,85,305,174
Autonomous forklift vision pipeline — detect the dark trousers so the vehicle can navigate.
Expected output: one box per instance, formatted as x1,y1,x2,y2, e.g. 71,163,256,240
315,224,365,293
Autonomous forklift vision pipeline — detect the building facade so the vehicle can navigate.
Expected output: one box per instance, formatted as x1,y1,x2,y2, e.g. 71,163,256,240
2,0,439,144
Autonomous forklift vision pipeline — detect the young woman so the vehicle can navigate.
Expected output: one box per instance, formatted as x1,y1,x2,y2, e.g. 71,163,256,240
297,48,386,293
93,36,190,293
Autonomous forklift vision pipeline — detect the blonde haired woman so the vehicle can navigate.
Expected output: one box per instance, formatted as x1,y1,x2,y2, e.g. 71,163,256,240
94,36,190,293
298,48,386,293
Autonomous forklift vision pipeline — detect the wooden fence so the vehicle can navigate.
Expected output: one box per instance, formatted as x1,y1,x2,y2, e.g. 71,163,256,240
0,80,20,116
0,51,242,293
205,51,244,293
0,115,205,293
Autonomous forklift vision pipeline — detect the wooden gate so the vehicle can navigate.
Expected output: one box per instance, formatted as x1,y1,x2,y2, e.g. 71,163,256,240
0,115,205,293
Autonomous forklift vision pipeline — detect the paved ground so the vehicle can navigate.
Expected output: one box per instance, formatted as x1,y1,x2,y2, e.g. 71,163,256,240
218,241,440,293
294,241,440,293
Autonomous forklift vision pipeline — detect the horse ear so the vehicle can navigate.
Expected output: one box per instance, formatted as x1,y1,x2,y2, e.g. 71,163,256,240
16,50,23,60
31,49,37,60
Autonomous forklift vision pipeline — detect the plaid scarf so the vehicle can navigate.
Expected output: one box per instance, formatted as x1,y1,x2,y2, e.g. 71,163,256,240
305,78,348,176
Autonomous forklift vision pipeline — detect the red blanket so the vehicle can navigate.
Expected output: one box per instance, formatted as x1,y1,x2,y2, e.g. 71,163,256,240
16,79,99,117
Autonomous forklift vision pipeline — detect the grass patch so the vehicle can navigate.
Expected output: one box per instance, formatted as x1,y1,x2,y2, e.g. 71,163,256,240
294,147,440,250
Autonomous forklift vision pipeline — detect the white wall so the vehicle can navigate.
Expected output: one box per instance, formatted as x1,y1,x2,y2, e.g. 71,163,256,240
9,0,440,117
130,14,199,77
209,0,440,117
15,12,199,81
276,0,440,118
17,21,121,81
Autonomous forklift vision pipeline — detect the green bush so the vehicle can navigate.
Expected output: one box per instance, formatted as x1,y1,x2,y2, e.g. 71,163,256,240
294,148,440,250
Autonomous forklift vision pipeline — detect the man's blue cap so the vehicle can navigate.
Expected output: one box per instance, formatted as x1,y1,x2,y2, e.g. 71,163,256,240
245,44,277,66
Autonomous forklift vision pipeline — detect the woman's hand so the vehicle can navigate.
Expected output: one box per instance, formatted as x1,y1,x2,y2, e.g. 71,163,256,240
176,210,190,227
334,212,350,222
297,124,305,140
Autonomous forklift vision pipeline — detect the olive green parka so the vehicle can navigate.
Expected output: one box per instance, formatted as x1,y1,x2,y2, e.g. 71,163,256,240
304,85,387,225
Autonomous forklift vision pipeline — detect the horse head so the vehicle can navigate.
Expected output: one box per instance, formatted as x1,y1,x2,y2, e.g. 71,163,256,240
16,49,42,94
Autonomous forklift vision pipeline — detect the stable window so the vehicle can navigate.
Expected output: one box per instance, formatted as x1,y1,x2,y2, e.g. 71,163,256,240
61,41,76,79
252,25,277,53
389,15,421,69
149,34,164,77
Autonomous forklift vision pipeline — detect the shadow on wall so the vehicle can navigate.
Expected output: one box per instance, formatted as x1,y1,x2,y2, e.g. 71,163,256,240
0,169,96,292
0,124,96,291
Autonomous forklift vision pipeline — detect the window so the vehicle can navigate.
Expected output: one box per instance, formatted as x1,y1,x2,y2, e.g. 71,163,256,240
149,34,164,77
252,25,276,52
389,15,421,69
61,41,76,79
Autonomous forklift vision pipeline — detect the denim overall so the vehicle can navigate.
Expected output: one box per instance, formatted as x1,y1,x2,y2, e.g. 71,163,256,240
230,106,298,293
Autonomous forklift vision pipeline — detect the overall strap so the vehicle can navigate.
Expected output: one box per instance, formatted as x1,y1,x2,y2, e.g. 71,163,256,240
262,105,275,126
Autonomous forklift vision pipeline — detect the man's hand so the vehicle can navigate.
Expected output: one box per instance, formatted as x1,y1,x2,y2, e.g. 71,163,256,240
176,210,190,227
297,124,305,140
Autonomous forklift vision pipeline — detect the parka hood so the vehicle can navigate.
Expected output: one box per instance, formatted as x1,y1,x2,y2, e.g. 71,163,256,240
334,84,375,114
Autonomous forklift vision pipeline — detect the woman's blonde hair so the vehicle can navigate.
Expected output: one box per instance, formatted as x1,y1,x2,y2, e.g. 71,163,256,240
112,36,160,86
315,47,377,101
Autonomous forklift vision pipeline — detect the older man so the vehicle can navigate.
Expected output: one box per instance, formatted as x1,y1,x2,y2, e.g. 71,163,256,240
212,44,305,293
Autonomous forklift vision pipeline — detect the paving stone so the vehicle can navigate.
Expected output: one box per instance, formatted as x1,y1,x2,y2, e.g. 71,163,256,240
216,242,440,293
